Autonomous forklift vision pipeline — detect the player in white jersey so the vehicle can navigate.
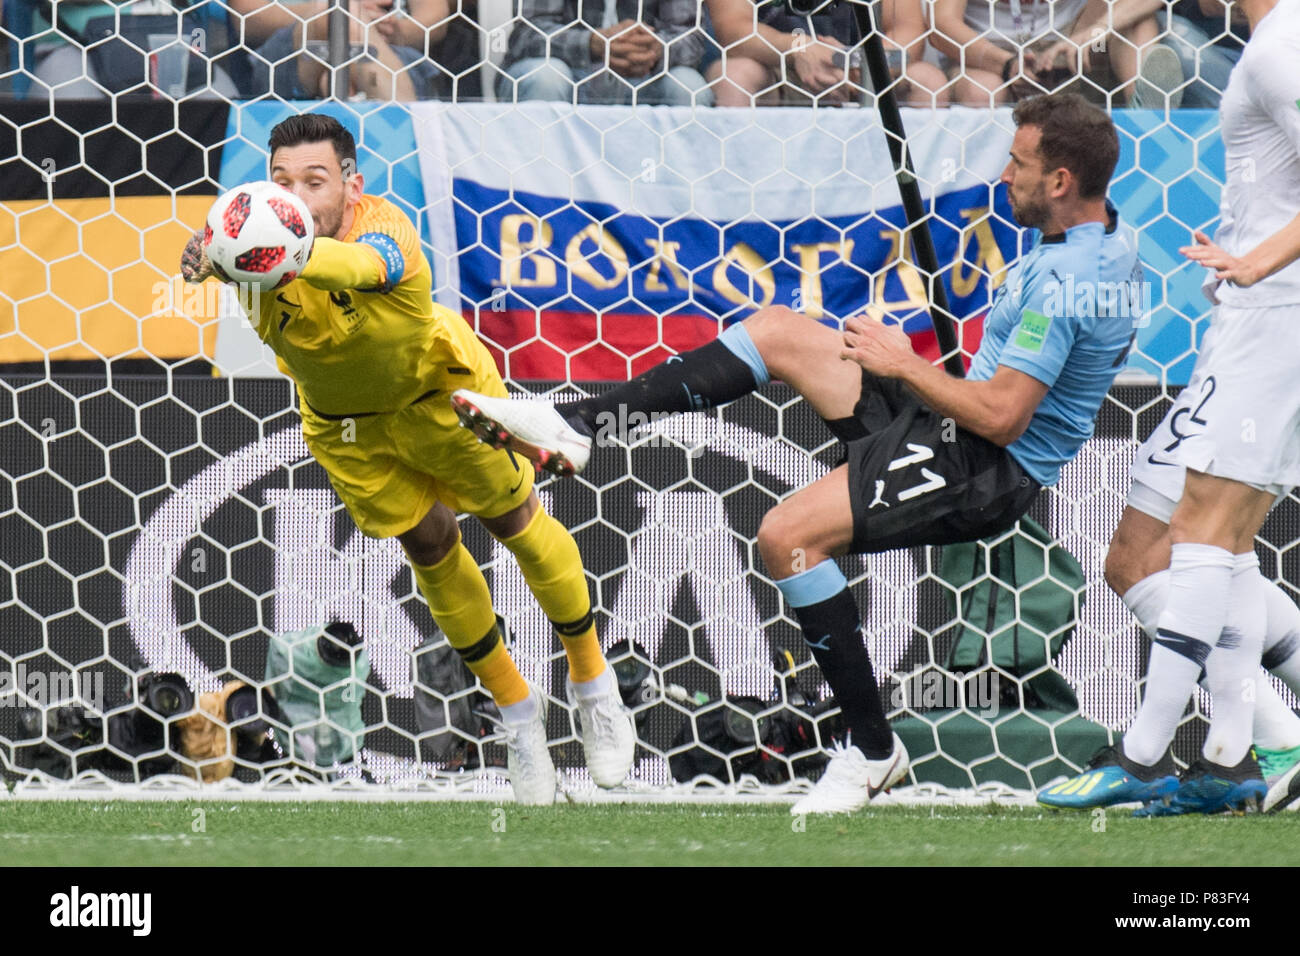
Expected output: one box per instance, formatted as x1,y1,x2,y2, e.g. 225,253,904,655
1040,0,1300,815
1040,318,1300,813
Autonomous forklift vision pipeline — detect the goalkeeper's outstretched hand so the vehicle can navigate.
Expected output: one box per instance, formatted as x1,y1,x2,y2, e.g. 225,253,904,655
181,228,214,283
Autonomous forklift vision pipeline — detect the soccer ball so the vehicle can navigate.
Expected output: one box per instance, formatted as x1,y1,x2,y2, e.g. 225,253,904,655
203,181,314,291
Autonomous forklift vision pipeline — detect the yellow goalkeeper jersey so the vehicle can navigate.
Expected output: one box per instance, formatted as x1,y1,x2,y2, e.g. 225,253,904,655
252,194,479,417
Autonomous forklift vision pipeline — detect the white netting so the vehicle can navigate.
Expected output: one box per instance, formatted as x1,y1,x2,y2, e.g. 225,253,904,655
1,1,1294,801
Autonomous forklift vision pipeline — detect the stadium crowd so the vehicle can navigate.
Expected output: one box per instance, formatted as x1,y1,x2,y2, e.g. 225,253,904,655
0,0,1250,108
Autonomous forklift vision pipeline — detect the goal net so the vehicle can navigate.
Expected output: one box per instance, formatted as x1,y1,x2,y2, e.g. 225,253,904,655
1,2,1293,799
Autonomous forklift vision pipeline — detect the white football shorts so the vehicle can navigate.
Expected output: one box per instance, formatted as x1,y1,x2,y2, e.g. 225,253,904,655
1128,304,1300,520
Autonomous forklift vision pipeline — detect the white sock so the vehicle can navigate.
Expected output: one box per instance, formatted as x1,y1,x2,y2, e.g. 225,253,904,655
1123,565,1300,755
1202,554,1267,766
499,690,539,725
1262,577,1300,695
1123,543,1234,766
1121,569,1168,639
569,666,615,701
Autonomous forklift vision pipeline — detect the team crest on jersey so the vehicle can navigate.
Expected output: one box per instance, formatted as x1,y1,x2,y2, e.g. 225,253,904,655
328,290,368,335
330,290,357,316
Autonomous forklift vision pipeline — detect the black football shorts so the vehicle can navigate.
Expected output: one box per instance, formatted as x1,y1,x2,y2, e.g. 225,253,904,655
842,372,1041,554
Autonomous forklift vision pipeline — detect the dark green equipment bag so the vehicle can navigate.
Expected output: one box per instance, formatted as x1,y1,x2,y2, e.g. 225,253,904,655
938,516,1085,712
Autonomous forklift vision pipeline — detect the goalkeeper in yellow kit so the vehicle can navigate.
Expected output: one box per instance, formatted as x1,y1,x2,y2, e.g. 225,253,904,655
181,114,634,804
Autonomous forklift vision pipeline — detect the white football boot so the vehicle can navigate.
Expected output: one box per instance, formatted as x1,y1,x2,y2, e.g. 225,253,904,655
567,664,637,788
790,734,909,815
451,389,592,477
501,687,557,806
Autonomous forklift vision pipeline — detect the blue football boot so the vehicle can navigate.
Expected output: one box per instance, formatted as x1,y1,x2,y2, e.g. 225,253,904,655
1134,752,1267,817
1038,743,1178,809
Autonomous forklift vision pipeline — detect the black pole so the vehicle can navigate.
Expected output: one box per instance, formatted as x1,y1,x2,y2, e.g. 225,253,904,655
849,2,964,378
329,0,348,100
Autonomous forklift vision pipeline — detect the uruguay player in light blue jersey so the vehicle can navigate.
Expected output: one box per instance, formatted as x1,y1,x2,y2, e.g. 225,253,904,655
961,194,1143,491
451,92,1143,813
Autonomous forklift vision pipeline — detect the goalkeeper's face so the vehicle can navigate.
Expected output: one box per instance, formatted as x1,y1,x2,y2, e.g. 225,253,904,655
270,141,364,241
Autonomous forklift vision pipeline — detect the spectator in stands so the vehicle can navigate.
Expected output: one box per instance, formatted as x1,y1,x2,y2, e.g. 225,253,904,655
932,0,1183,108
499,0,714,106
422,3,487,100
16,0,241,100
704,0,948,107
230,0,449,101
1163,0,1248,108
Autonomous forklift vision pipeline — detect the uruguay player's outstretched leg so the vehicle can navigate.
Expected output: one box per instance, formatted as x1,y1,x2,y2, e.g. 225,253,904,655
484,496,636,789
756,466,909,816
565,322,769,432
564,306,863,430
451,306,863,476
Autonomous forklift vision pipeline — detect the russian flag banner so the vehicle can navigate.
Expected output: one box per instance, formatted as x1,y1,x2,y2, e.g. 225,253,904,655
413,103,1022,382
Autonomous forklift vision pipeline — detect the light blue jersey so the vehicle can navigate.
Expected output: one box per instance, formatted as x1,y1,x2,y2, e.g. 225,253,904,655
967,203,1144,486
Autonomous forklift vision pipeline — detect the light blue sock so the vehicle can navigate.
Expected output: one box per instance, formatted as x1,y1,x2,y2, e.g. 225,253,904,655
718,323,770,386
774,561,848,609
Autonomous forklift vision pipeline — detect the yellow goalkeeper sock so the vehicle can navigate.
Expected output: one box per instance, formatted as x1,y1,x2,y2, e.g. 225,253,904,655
497,506,606,684
462,628,531,709
556,613,604,685
410,540,529,708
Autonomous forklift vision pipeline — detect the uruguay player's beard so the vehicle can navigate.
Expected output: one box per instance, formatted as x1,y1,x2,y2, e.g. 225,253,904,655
1010,184,1050,232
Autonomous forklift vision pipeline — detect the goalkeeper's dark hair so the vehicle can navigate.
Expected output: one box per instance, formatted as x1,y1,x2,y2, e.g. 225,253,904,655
268,114,358,176
1012,93,1118,200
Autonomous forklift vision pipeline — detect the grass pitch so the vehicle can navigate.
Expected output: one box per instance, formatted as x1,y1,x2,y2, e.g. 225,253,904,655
1,799,1297,866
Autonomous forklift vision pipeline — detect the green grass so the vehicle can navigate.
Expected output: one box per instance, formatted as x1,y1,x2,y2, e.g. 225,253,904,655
1,800,1297,866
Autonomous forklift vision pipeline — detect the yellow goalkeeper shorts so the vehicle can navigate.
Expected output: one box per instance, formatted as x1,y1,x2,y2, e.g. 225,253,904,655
299,341,533,539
